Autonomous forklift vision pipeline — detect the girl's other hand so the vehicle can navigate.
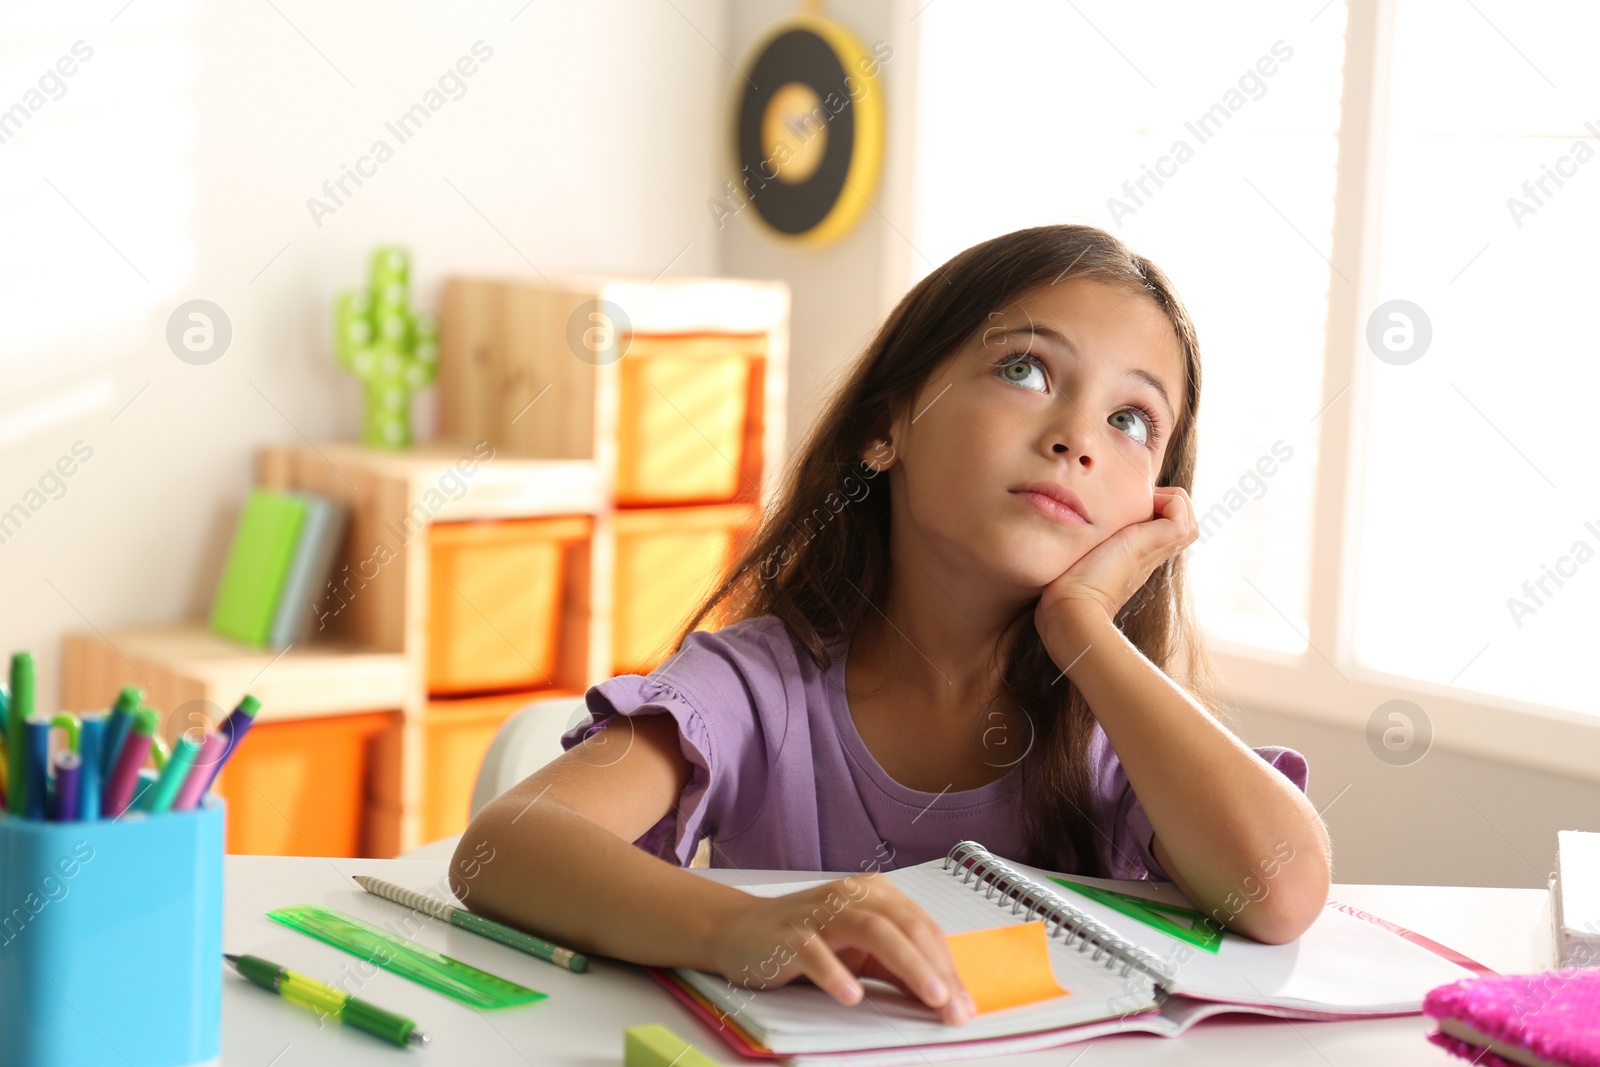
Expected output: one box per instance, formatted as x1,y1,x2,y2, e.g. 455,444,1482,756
1036,485,1198,642
709,871,976,1025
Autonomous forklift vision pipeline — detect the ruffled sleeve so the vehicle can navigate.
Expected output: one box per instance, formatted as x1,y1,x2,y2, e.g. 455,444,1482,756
1099,734,1310,881
559,622,777,867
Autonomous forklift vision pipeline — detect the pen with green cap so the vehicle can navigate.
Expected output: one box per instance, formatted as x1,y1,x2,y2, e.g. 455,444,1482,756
102,708,159,817
225,953,429,1048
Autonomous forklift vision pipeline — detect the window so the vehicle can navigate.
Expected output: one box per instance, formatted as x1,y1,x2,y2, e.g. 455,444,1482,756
1351,0,1599,716
911,1,1598,742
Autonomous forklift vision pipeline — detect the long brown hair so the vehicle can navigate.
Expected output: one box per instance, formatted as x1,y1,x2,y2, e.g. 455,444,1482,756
671,223,1221,876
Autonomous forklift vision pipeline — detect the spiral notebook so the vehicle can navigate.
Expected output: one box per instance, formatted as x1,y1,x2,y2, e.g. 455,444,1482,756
651,840,1491,1064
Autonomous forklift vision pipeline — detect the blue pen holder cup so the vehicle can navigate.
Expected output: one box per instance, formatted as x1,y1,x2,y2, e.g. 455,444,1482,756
0,797,224,1067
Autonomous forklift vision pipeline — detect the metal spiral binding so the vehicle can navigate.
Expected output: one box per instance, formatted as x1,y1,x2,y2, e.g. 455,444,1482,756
941,841,1174,988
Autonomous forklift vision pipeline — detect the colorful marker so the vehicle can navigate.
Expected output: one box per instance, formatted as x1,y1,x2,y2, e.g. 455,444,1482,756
78,713,105,821
23,714,49,820
101,686,142,779
7,654,33,815
102,708,159,818
50,751,81,822
143,732,200,814
192,694,261,798
172,731,229,811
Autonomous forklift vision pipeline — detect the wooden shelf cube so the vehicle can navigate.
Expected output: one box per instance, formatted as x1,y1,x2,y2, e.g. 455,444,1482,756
211,710,400,857
427,516,594,696
438,273,788,514
612,503,759,675
252,442,610,852
615,332,768,506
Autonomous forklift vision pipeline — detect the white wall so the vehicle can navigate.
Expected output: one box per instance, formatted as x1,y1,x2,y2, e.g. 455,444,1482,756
1230,705,1600,889
0,0,729,714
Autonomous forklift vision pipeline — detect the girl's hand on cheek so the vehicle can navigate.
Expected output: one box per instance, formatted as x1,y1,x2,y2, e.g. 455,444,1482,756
1034,486,1198,650
709,873,976,1026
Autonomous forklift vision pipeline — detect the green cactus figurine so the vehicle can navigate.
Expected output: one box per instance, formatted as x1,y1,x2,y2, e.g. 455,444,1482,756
333,246,440,448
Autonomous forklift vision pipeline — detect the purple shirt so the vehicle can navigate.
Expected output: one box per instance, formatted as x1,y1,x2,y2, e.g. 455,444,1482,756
561,615,1309,879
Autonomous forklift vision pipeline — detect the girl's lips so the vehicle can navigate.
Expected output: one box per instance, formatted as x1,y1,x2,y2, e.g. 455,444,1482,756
1012,489,1089,526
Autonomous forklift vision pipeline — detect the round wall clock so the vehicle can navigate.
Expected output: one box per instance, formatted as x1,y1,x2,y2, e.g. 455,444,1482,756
730,10,887,246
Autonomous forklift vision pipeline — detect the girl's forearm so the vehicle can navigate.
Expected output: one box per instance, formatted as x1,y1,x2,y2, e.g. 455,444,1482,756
1043,606,1332,943
449,795,751,971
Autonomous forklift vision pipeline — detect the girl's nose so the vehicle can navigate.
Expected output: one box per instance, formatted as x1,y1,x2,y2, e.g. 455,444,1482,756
1050,428,1096,468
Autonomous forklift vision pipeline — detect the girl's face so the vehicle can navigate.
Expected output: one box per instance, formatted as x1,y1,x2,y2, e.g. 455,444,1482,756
870,277,1187,594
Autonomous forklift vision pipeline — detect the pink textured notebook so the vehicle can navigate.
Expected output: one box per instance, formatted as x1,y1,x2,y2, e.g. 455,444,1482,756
1424,967,1600,1067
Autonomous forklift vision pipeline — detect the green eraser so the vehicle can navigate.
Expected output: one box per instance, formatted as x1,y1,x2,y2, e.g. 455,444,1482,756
623,1024,720,1067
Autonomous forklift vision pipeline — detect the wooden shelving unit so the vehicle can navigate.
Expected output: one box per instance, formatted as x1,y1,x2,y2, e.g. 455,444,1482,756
63,272,789,857
61,625,409,723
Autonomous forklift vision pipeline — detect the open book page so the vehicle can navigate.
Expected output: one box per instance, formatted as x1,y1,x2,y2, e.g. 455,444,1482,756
1004,860,1482,1013
779,992,1315,1067
670,861,1160,1055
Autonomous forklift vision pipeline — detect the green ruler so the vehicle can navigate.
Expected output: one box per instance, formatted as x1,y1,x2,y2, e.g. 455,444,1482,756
268,903,548,1009
1048,877,1226,954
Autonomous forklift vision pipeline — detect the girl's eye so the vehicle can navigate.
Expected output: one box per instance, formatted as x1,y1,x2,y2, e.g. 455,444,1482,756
995,353,1047,392
1109,407,1156,447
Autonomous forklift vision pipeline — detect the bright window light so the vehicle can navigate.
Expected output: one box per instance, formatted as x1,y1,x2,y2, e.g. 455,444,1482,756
911,1,1350,654
1352,0,1600,715
0,4,196,395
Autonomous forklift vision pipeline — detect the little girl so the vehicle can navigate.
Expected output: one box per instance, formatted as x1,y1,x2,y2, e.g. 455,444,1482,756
456,223,1331,1028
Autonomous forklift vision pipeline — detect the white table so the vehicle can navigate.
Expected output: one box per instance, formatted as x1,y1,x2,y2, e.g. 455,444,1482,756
222,854,1551,1065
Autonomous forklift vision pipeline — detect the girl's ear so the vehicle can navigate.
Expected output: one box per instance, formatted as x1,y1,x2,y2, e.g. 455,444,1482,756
860,438,894,473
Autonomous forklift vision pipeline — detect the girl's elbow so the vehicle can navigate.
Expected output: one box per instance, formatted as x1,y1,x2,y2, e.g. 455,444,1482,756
1243,898,1319,944
449,816,505,905
1245,860,1332,944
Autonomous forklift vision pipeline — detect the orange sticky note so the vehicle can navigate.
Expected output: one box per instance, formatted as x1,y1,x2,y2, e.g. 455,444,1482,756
945,920,1071,1014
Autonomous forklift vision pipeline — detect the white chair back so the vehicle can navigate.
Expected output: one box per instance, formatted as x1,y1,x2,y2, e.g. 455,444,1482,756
468,694,593,819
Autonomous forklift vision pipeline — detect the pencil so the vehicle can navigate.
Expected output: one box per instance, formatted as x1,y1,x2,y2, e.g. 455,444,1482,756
352,874,589,973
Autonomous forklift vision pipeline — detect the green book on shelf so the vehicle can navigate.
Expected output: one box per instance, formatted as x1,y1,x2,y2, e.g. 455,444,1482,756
209,488,310,647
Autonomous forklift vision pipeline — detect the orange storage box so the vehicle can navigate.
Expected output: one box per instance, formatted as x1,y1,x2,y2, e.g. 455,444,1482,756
612,503,757,675
616,334,765,506
427,515,592,695
420,689,581,842
210,710,399,858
